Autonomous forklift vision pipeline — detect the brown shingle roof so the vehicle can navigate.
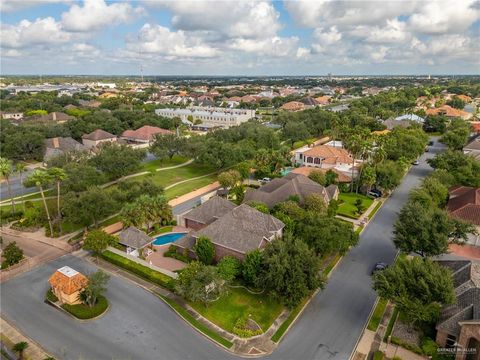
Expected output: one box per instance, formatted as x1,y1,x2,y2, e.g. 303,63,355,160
118,227,152,249
447,187,480,226
82,129,116,141
191,204,284,254
291,167,352,183
45,137,86,151
121,125,173,142
183,196,236,225
244,173,337,208
280,101,305,111
48,266,88,295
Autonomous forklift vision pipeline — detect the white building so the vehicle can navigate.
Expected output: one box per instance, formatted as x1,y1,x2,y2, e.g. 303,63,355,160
1,111,23,120
96,82,116,89
155,107,256,129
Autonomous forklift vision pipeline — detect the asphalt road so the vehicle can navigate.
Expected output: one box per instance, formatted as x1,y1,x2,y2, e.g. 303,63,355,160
0,169,36,201
0,140,443,360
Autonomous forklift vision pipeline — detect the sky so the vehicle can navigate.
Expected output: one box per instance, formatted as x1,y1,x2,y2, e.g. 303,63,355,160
1,0,479,76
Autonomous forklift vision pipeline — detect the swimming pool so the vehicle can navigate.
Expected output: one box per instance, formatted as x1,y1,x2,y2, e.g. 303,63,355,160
280,167,294,176
152,232,187,246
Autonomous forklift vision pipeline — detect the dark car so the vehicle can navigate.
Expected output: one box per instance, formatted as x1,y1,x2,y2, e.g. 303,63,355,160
371,262,388,275
428,140,434,146
369,189,382,198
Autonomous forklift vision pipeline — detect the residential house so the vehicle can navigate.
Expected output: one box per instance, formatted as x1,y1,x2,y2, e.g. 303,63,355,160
328,104,349,113
447,186,480,247
82,129,117,149
383,118,412,130
118,226,152,257
0,111,23,120
243,173,339,208
457,95,473,103
34,112,74,124
291,166,352,183
78,99,101,108
463,137,480,161
176,201,284,261
44,137,88,162
394,114,425,123
299,97,319,107
240,95,257,104
180,196,236,230
435,260,480,359
426,105,473,120
120,125,173,148
280,101,305,111
294,144,356,176
315,96,331,105
48,266,88,305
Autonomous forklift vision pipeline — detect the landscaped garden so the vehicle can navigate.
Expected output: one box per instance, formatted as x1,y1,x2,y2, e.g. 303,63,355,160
62,295,109,320
337,192,374,219
189,286,283,335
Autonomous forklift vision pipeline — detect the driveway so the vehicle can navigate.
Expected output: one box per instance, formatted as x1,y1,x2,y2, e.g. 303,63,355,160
0,140,444,360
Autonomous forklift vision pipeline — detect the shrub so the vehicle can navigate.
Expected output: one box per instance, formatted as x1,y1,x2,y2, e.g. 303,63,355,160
232,314,263,338
62,295,108,319
1,241,24,269
217,256,241,282
101,250,175,291
46,289,58,302
193,236,215,265
373,351,384,360
164,245,190,263
421,337,439,356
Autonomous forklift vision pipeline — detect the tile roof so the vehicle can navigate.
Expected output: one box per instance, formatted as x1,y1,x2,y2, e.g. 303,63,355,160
464,137,480,151
35,112,74,123
244,173,337,208
302,145,353,165
447,186,480,226
291,167,352,183
426,105,471,119
48,266,88,295
118,227,152,249
280,101,305,111
191,204,284,254
121,125,173,141
183,196,236,225
82,129,116,141
44,137,86,151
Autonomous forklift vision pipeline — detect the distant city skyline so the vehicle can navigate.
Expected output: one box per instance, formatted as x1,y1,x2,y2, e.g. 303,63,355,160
1,0,479,76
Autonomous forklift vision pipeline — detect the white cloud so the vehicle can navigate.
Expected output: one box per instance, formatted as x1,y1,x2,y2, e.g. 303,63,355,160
355,19,411,44
128,23,219,58
409,0,479,35
0,0,71,13
61,0,143,32
229,36,298,56
1,17,71,48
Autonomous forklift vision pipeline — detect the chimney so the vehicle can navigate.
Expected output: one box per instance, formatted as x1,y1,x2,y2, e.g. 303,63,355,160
53,137,59,148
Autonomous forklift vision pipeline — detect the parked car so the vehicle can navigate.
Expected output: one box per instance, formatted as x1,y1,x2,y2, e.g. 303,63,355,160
371,262,388,275
428,140,434,146
259,177,271,184
368,189,382,198
412,160,420,165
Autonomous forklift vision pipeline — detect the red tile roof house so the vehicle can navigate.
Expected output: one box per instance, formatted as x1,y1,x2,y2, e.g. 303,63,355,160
120,125,173,148
82,129,117,149
447,186,480,252
175,197,284,261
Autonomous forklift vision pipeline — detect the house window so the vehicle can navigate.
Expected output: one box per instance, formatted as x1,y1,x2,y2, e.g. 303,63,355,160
307,157,313,163
299,154,303,160
446,334,457,348
314,158,321,164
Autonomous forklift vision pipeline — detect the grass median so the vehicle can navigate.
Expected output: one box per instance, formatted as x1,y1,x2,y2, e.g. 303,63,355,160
62,295,109,320
367,298,388,331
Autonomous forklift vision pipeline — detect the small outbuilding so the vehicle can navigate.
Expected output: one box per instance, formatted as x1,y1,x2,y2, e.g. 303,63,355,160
118,226,152,257
48,266,88,305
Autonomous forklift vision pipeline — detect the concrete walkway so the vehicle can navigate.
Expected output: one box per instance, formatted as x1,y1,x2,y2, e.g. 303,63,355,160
0,317,52,360
336,198,385,228
164,171,218,190
156,159,194,171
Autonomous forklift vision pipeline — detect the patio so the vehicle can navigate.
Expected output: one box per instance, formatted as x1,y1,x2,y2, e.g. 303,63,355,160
146,245,187,272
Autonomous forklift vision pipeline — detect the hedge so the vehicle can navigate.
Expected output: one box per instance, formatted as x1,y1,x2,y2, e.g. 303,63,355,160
46,289,58,303
62,295,108,320
101,250,175,291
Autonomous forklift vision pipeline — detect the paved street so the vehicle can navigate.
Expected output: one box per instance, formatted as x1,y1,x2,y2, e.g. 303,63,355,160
0,169,36,201
1,140,443,360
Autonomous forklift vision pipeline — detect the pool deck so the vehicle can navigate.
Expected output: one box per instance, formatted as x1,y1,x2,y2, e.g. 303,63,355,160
146,227,189,272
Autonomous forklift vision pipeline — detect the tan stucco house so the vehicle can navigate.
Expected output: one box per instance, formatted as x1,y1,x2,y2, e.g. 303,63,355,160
48,266,88,305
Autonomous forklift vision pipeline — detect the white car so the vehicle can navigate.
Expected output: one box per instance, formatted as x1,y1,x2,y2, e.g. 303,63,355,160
259,177,271,184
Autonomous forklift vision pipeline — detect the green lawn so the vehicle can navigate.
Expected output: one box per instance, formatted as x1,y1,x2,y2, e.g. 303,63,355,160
140,155,189,173
165,174,218,199
367,298,388,331
62,295,109,319
337,192,374,219
189,287,283,333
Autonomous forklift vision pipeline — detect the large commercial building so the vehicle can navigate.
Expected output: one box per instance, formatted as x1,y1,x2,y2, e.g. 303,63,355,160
155,106,256,129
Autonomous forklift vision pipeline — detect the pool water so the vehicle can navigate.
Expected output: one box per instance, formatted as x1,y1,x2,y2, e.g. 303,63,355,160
280,167,294,176
152,232,187,246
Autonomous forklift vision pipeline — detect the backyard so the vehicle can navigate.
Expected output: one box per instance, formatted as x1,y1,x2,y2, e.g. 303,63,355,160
189,286,284,334
337,192,374,219
140,155,189,173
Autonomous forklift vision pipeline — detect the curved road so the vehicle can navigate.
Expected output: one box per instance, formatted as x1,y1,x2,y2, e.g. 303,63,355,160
0,140,443,360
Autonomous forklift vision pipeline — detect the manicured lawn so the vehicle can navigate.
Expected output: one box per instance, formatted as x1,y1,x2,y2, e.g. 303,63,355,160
101,250,175,291
165,175,218,199
62,295,109,319
189,287,283,333
156,293,233,349
367,298,388,331
148,225,173,237
128,163,216,188
368,201,383,219
337,192,374,219
140,155,189,173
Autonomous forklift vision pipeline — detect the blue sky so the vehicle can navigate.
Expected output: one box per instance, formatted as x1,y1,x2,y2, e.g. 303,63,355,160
1,0,479,75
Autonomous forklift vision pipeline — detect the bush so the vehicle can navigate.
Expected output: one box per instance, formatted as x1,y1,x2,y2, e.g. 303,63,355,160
164,245,190,263
232,314,263,338
101,250,175,291
0,210,23,225
421,337,439,356
46,289,58,302
1,241,24,269
217,256,241,282
373,351,384,360
62,295,108,319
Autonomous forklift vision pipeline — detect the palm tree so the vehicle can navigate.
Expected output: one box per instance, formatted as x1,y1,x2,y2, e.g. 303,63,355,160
12,341,29,360
15,162,27,212
48,167,67,235
25,169,53,236
0,157,16,212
